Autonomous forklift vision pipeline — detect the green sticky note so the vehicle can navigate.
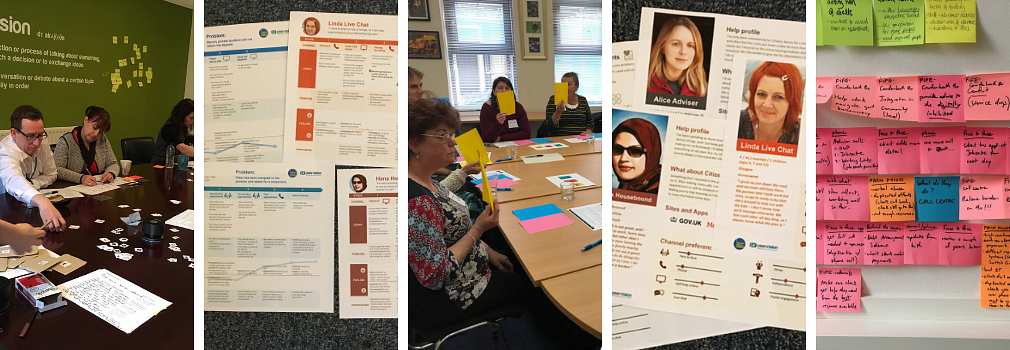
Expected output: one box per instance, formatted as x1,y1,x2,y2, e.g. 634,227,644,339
925,0,976,43
875,0,925,46
822,0,875,46
816,0,823,46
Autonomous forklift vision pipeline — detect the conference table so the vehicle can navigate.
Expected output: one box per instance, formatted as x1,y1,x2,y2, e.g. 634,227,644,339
490,139,603,340
485,135,603,162
0,165,194,349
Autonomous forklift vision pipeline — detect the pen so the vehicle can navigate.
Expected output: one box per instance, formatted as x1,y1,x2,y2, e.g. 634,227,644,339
524,154,543,158
495,188,513,191
40,219,53,230
581,239,602,252
494,157,513,162
20,308,38,338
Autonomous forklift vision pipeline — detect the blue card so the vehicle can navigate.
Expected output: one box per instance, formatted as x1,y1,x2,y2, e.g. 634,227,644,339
594,133,602,138
914,176,960,222
512,203,564,221
530,138,553,144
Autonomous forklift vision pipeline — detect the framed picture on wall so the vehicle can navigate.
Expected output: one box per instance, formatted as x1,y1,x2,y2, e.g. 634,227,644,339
407,31,442,59
408,0,430,21
526,21,542,34
526,0,540,18
521,1,546,59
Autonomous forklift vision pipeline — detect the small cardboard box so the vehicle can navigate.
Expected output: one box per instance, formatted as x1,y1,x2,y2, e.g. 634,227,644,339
15,273,67,312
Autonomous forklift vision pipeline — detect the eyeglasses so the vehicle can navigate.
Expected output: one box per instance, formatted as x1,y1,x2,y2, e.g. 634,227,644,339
15,129,47,142
352,180,363,184
613,144,646,158
422,133,456,144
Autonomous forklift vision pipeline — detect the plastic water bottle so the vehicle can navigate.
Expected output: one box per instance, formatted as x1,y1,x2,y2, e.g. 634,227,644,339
166,145,175,169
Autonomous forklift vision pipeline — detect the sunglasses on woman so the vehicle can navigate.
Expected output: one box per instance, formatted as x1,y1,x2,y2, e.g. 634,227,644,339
613,144,646,158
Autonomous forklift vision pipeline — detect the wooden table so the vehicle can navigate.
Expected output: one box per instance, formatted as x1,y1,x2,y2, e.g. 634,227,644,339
485,136,602,162
489,153,603,204
0,165,193,349
541,265,602,339
460,112,547,124
497,188,602,286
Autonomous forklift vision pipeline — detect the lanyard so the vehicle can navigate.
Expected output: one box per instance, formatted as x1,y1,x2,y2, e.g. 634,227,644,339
24,157,37,181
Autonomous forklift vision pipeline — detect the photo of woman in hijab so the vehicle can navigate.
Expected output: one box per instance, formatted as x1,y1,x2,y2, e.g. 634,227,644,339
613,118,663,195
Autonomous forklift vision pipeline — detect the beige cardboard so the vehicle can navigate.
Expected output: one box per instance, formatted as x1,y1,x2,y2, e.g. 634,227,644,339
50,254,87,275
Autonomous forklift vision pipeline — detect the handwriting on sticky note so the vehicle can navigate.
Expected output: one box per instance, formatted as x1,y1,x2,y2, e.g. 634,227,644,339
959,176,1003,220
831,128,878,174
925,0,976,43
914,176,959,222
875,0,925,46
816,77,833,103
832,77,878,118
877,127,920,174
821,0,874,46
965,73,1010,120
823,222,864,265
919,75,965,122
817,268,862,312
939,223,982,265
864,223,905,265
905,222,940,264
817,223,825,264
869,176,916,222
982,225,1010,308
961,128,1007,174
824,176,870,221
876,77,918,120
816,176,826,221
920,126,962,174
816,128,833,174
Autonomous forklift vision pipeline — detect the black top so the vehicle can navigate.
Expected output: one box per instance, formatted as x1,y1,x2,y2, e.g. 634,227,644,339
152,120,193,163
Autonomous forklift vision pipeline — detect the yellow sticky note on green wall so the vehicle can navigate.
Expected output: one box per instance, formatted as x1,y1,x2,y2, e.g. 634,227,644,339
875,0,925,46
554,82,568,105
496,91,516,115
821,0,874,46
925,0,976,43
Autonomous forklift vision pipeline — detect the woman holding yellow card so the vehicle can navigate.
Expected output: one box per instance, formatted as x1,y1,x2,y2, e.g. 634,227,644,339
480,77,530,143
545,72,594,136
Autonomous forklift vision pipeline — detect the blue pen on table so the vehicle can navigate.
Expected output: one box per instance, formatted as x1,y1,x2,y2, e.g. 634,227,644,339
494,157,513,162
581,239,602,252
495,188,513,191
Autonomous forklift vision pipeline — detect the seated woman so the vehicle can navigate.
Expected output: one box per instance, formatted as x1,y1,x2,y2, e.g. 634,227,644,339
646,16,707,97
53,106,120,186
545,72,594,137
480,77,530,142
153,98,194,163
737,61,803,145
613,118,662,194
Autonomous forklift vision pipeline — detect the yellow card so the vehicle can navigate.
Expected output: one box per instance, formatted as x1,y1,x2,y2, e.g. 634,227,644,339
496,91,516,115
479,161,493,211
113,36,117,44
554,82,568,105
455,129,491,165
124,36,128,43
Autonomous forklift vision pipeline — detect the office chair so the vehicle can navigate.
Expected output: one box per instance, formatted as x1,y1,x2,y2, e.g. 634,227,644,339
120,137,155,164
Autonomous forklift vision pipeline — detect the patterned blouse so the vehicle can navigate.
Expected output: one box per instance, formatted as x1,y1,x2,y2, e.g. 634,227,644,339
408,178,491,310
545,95,593,136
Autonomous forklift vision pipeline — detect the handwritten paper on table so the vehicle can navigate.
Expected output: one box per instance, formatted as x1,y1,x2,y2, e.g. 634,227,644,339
905,222,941,264
924,0,977,43
939,223,982,265
823,176,869,221
823,222,864,265
877,127,921,174
831,127,878,174
821,0,874,46
982,225,1010,308
831,77,878,118
864,223,905,265
166,209,195,230
959,176,1004,220
920,126,962,174
59,269,172,333
869,176,916,222
914,176,960,222
965,73,1010,120
874,0,925,46
961,128,1007,174
919,75,966,122
875,77,919,120
817,268,862,312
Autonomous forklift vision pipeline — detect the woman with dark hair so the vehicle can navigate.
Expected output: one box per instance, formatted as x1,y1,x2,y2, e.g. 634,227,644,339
53,106,119,185
480,77,530,142
647,16,708,97
153,98,195,163
545,72,594,136
613,118,662,194
738,62,803,145
351,174,367,192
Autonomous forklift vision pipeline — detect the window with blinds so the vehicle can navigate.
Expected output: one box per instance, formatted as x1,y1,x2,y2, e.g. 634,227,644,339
443,0,518,111
553,0,602,105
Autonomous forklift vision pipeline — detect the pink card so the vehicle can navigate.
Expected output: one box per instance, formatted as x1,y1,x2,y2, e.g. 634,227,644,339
513,140,535,146
904,222,940,265
875,76,918,120
863,222,904,265
831,128,879,174
816,223,825,265
518,213,574,234
961,128,1008,174
816,128,833,175
831,76,879,118
918,75,966,122
823,222,864,265
475,178,519,189
939,223,983,265
823,176,870,221
816,176,826,221
959,176,1004,220
920,126,963,174
817,268,862,312
816,77,834,104
965,73,1010,121
574,135,589,140
876,127,921,174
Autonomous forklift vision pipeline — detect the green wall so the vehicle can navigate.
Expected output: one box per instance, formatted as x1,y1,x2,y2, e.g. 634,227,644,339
0,0,192,158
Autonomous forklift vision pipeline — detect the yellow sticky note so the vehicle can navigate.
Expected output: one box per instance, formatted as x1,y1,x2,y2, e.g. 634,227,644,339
132,70,137,78
124,36,128,43
136,52,141,60
143,46,147,53
925,0,976,43
455,129,491,165
554,82,567,105
138,82,143,88
479,162,493,211
113,36,117,44
111,87,117,93
496,91,515,115
139,63,143,69
127,81,132,88
147,78,152,84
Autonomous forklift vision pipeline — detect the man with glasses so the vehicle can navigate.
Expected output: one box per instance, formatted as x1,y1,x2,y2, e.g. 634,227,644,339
0,106,67,232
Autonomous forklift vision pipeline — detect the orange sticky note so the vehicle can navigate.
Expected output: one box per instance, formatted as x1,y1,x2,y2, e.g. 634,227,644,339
496,91,516,115
554,82,568,105
982,225,1010,308
868,176,916,222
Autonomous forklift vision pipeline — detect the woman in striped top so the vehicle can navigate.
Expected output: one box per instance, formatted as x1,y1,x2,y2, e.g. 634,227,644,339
544,72,593,136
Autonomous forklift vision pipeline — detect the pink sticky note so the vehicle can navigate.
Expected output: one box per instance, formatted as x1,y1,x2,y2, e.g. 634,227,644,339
832,128,879,174
918,75,966,122
816,176,826,221
475,178,519,189
877,127,921,174
1004,177,1010,219
863,223,904,265
456,156,466,163
513,140,535,146
904,222,940,265
959,176,1004,220
518,213,574,234
823,176,870,221
831,76,879,118
920,126,963,174
817,268,862,312
874,76,918,120
823,222,864,265
965,73,1010,121
816,128,833,174
816,223,825,264
574,135,589,140
816,77,834,104
939,223,983,265
961,128,1008,174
